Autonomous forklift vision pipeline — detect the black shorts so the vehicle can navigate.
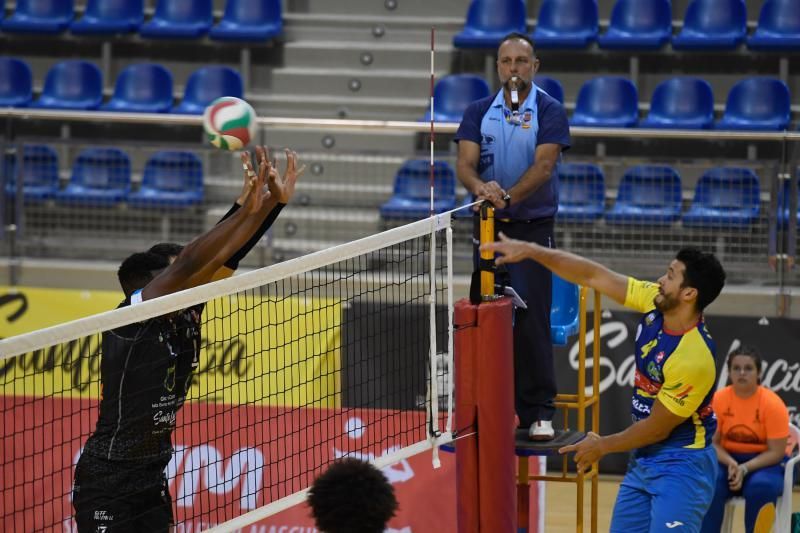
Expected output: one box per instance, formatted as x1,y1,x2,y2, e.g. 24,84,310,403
73,456,174,533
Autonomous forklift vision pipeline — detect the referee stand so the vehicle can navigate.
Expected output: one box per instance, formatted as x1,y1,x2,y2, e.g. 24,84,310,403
452,204,600,533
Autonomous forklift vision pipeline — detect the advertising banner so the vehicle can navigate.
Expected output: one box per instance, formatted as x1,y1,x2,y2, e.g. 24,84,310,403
553,310,800,474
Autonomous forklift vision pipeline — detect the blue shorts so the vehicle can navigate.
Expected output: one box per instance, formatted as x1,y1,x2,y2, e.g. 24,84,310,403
610,446,718,533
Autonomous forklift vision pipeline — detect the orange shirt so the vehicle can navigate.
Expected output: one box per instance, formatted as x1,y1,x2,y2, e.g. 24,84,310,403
713,385,789,455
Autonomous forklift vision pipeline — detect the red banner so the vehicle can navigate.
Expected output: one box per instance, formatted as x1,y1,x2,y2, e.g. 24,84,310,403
2,397,545,532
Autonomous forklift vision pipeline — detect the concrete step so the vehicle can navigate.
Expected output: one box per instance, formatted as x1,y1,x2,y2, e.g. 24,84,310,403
283,40,455,71
254,66,448,100
248,92,427,120
285,0,469,19
259,126,420,154
294,181,393,207
270,205,383,242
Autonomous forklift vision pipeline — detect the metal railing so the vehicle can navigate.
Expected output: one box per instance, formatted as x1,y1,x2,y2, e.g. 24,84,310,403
2,109,798,296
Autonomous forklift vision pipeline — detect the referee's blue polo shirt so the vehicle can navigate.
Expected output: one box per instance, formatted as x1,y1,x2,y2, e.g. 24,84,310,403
454,85,571,221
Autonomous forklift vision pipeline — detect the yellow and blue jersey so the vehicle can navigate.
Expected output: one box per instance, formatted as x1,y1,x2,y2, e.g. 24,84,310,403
624,278,717,451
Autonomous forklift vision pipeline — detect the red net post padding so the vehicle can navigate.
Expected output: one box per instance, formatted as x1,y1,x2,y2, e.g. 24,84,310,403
454,297,516,532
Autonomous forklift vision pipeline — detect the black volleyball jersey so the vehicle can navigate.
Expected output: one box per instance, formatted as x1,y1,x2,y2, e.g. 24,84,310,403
81,295,203,468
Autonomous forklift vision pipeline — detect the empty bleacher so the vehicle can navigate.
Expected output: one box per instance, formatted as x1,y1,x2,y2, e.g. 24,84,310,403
0,0,797,290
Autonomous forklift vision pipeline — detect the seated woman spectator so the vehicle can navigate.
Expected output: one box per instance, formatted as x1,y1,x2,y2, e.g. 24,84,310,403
700,345,790,533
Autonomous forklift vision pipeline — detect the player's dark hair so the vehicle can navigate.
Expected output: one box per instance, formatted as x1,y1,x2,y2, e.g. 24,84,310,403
499,32,536,56
675,247,726,312
117,252,170,298
727,344,763,384
148,242,184,260
307,458,398,533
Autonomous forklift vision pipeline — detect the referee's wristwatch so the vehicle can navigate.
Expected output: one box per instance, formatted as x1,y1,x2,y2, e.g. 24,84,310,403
502,194,512,209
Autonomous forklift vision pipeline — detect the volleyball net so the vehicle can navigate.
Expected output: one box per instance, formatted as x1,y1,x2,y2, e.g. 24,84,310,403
0,214,455,532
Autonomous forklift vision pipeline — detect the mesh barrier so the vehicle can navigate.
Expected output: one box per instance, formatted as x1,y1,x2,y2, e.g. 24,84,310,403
2,130,798,287
0,215,454,532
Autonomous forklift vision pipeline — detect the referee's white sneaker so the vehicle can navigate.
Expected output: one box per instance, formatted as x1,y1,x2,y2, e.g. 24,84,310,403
529,420,555,441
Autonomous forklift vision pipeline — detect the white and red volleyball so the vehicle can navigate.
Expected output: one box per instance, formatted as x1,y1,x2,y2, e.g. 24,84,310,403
202,96,258,151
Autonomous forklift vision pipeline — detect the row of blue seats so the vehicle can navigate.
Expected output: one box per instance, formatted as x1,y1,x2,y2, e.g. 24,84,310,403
455,0,800,50
426,74,795,131
3,145,203,207
0,58,242,114
380,160,800,228
1,0,281,40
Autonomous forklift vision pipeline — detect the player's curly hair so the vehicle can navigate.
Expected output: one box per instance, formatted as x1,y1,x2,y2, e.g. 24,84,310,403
117,252,170,298
307,458,398,533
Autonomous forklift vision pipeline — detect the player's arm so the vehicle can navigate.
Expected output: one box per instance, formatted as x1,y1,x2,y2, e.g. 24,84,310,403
140,156,284,301
480,233,628,304
188,147,304,285
456,140,505,207
504,143,562,207
559,399,686,472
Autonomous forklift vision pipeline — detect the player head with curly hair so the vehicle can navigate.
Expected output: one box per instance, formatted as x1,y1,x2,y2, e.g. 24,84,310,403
307,458,398,533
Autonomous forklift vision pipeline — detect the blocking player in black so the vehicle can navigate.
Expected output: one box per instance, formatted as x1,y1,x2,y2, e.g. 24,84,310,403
72,147,303,533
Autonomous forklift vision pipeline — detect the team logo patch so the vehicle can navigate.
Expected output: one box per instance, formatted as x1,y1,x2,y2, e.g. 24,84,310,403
647,361,662,381
646,312,656,325
655,351,665,363
164,365,176,392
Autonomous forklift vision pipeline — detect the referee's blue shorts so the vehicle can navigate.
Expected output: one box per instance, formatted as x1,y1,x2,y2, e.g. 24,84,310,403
610,446,718,533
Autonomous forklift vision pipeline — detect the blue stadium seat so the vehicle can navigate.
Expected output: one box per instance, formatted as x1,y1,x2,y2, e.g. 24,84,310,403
32,61,103,110
379,160,457,219
453,0,526,49
570,77,639,128
556,163,605,223
56,148,131,206
421,74,490,123
748,0,800,51
682,167,760,228
640,77,714,130
209,0,282,42
173,66,243,115
672,0,747,50
128,151,203,208
531,0,598,49
0,58,33,107
1,0,74,34
102,64,173,113
140,0,212,39
716,78,791,131
605,165,682,225
598,0,672,50
535,76,564,104
551,274,579,345
4,145,60,202
71,0,144,35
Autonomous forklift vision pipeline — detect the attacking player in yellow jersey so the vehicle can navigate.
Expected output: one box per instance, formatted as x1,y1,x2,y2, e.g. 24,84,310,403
481,234,726,533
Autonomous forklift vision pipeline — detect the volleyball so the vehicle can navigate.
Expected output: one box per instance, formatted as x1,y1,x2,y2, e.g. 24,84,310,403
202,96,258,151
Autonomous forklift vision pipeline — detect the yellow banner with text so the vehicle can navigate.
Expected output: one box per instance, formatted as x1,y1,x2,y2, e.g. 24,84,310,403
0,286,341,407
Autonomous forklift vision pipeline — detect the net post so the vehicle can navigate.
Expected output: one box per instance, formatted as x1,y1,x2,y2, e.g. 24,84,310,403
455,206,516,531
479,203,495,298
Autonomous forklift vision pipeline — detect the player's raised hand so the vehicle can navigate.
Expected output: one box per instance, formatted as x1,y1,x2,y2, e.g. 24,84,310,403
479,232,535,265
242,152,272,214
238,146,272,205
267,148,306,204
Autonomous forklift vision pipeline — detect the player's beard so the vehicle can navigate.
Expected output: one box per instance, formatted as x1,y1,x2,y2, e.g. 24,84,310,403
654,292,679,313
